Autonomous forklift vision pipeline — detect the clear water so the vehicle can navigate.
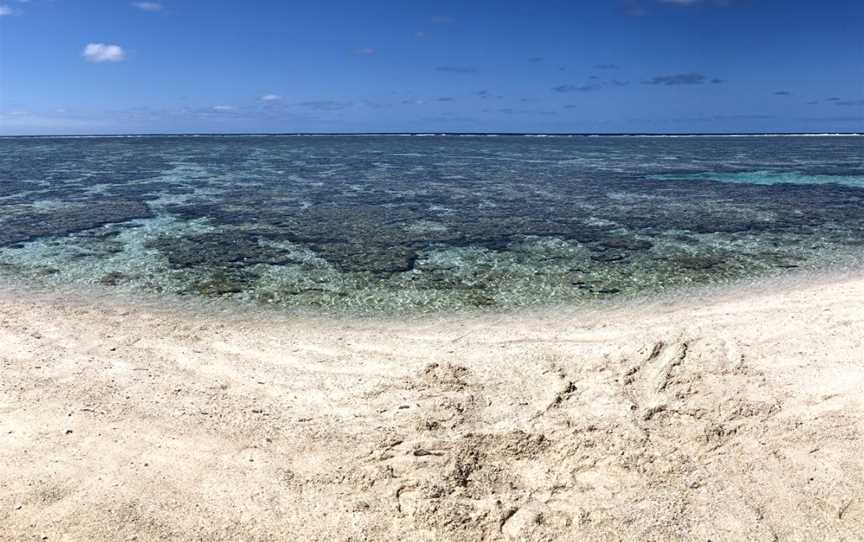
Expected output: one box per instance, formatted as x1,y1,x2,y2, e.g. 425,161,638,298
1,134,863,313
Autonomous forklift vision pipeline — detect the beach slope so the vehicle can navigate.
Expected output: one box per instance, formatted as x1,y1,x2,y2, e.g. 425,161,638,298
1,276,863,541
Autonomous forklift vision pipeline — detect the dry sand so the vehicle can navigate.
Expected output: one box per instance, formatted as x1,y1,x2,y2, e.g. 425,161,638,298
1,273,863,541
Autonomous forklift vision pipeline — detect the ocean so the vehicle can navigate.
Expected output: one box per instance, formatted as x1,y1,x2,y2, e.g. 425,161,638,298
1,134,863,313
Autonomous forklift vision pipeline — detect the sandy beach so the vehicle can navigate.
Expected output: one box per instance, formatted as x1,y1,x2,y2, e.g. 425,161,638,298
1,273,863,541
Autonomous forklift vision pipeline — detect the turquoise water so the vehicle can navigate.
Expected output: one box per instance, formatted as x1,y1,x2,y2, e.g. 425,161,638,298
1,134,863,313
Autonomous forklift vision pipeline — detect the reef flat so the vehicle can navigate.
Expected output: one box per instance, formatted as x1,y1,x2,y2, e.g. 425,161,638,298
1,134,863,313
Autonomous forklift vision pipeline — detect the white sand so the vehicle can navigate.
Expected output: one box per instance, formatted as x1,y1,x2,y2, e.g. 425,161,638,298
1,273,863,541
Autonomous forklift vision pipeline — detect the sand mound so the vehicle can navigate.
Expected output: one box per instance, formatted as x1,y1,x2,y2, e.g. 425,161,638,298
1,275,863,540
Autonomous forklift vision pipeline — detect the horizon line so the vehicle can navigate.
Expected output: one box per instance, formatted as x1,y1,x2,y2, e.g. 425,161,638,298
2,131,863,138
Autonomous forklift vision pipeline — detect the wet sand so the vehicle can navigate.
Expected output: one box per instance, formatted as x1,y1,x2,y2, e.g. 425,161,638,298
1,273,863,541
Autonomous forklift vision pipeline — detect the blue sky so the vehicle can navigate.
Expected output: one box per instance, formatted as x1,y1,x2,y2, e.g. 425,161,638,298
0,0,862,134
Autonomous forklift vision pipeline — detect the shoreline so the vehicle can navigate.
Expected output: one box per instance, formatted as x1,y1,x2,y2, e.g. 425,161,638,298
2,261,862,325
1,270,863,540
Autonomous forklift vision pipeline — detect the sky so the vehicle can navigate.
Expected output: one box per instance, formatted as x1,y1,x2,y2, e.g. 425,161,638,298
0,0,863,134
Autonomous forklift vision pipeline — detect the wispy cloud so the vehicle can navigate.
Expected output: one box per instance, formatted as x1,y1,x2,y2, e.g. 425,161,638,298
131,2,162,12
623,0,736,17
362,100,390,109
628,113,776,125
553,83,602,93
528,57,544,63
773,90,792,96
0,4,18,16
82,43,126,63
211,105,235,112
689,114,775,122
435,65,478,73
553,79,629,93
495,108,556,116
259,94,282,102
352,47,376,56
643,73,711,85
0,110,112,133
835,99,864,106
799,115,864,123
296,100,352,111
431,16,452,24
437,97,455,102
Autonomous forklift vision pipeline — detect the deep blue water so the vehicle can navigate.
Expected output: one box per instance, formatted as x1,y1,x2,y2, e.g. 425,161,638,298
1,134,863,312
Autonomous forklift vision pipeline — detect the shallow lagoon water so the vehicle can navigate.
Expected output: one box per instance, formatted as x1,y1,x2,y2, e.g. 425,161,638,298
1,134,863,314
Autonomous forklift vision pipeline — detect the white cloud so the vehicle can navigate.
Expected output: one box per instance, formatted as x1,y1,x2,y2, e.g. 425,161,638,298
132,2,162,11
259,94,282,102
352,47,376,55
212,105,235,112
0,5,15,16
82,43,126,63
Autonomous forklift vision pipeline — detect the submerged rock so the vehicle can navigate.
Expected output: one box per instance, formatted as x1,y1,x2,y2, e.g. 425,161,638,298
675,255,726,271
145,232,300,269
98,271,129,286
190,271,248,296
0,200,154,246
